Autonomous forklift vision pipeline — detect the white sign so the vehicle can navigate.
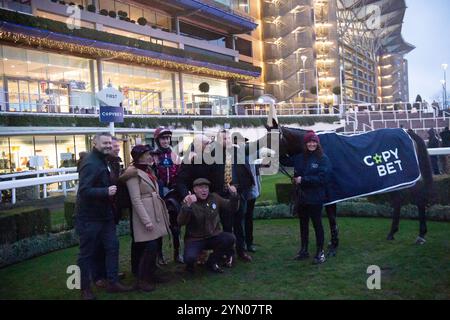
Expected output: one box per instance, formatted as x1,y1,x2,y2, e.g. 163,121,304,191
60,153,73,161
96,87,124,107
29,156,44,168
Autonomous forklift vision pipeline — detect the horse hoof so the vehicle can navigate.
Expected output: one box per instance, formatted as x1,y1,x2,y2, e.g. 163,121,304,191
326,244,337,257
387,234,395,241
415,236,426,245
326,249,337,257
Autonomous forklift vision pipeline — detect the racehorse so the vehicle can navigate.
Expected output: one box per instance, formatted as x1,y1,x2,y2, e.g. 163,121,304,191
266,118,434,250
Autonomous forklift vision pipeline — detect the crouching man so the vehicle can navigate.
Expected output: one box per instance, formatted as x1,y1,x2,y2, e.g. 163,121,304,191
178,178,238,274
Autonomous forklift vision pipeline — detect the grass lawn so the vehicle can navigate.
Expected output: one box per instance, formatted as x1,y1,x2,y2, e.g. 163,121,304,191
0,217,449,300
257,173,291,204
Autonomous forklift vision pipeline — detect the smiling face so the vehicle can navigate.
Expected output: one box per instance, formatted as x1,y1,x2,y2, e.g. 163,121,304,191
94,135,112,155
158,135,171,148
111,139,121,157
193,184,209,200
138,151,153,165
306,141,318,152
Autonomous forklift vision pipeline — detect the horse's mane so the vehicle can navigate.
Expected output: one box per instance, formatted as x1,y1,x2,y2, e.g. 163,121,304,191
407,129,434,187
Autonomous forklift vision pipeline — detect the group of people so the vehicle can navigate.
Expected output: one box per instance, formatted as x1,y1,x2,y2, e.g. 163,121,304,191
75,127,331,300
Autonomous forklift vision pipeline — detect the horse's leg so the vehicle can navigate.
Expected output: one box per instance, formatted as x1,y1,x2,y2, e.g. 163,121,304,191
325,204,339,256
416,203,427,245
387,200,401,241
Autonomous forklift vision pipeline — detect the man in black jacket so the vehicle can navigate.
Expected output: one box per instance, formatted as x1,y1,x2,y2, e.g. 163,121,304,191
91,136,126,288
76,132,131,300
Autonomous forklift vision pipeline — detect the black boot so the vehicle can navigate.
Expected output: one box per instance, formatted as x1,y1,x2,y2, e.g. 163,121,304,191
313,250,326,265
327,225,339,257
294,242,309,261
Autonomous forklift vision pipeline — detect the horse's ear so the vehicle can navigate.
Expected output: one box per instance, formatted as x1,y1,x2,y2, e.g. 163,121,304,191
264,119,279,131
272,119,279,129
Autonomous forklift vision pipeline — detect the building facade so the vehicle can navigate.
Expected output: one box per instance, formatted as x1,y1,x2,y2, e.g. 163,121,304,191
0,0,415,177
260,0,413,107
0,0,263,174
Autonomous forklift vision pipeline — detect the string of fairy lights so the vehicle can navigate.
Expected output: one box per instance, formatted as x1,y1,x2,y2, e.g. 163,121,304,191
0,30,257,81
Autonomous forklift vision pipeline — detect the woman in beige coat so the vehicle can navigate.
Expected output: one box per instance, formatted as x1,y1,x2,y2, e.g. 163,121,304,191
119,144,171,292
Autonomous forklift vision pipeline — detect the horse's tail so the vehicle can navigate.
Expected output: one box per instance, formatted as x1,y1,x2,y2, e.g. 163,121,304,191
407,129,433,188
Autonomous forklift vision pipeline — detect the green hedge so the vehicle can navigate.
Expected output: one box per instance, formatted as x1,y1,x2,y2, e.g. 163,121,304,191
0,220,131,268
64,196,130,227
253,204,292,220
0,114,339,129
0,207,51,245
0,8,260,75
276,175,450,206
336,201,450,222
64,196,76,229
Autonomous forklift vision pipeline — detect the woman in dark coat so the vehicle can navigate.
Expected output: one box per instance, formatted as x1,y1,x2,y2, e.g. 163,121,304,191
280,131,331,264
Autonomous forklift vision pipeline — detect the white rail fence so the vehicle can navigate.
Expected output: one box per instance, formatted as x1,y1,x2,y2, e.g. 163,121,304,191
1,149,450,204
0,167,77,204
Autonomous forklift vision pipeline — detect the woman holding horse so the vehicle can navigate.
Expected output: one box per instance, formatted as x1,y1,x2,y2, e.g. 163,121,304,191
280,131,332,264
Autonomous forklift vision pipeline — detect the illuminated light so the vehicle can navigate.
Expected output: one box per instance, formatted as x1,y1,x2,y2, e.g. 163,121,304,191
3,58,7,61
315,23,333,28
0,31,257,81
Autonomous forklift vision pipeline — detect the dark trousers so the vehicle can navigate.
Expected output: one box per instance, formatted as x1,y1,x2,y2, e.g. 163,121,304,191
130,213,145,276
298,204,325,253
244,198,256,248
76,219,119,290
431,156,441,175
220,195,247,255
91,243,106,282
138,239,158,281
183,232,236,267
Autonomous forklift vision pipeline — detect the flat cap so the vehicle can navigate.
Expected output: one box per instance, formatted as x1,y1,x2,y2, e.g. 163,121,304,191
193,178,211,187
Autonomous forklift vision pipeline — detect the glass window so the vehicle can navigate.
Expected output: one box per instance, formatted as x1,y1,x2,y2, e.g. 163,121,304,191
103,61,177,115
99,0,115,11
74,135,89,159
114,1,130,16
156,13,170,30
0,137,11,174
56,136,76,168
34,136,58,170
182,74,228,113
143,9,156,25
130,5,143,22
9,136,34,172
0,45,94,113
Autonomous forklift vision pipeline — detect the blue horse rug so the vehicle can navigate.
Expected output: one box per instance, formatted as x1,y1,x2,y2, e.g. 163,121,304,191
317,129,421,205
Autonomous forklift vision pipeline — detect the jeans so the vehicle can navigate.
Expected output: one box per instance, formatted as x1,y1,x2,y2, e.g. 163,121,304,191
183,232,236,267
76,219,119,290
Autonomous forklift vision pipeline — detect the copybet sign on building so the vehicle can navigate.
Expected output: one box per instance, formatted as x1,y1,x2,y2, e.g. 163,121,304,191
96,86,124,123
317,129,421,205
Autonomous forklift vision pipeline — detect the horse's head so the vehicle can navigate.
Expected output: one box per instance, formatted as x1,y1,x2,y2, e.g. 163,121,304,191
265,112,307,157
262,96,309,157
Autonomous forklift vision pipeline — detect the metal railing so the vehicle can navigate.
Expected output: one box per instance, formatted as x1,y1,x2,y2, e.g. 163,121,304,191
1,148,449,205
0,167,77,204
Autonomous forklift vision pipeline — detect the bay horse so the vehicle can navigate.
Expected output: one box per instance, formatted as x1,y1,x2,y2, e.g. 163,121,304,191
267,120,434,253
